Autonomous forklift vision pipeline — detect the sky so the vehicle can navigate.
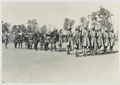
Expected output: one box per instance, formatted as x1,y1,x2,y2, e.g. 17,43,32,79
2,2,120,33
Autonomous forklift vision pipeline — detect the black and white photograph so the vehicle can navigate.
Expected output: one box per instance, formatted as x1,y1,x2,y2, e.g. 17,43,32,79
1,1,120,83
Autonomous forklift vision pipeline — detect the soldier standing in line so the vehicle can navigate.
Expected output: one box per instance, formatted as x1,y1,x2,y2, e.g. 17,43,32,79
96,29,103,54
74,28,80,56
109,29,115,53
67,30,73,54
90,27,97,55
34,32,39,50
24,33,29,49
44,36,49,51
52,29,58,51
49,31,54,51
103,29,109,53
82,27,89,56
39,32,44,50
28,32,34,49
58,29,63,52
4,32,9,49
18,32,23,49
14,32,18,48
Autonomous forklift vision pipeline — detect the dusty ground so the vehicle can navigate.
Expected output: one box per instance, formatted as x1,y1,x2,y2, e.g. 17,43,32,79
2,42,119,83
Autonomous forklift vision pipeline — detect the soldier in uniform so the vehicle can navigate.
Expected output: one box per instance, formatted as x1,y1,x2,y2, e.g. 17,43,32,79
74,28,81,56
34,32,40,50
49,30,55,51
88,30,91,52
39,32,45,50
54,29,59,51
90,27,97,55
28,32,34,49
14,33,18,48
18,32,23,49
44,35,49,51
103,29,109,53
96,29,103,54
82,27,89,56
24,33,29,49
67,30,73,54
49,34,53,51
109,29,115,53
4,32,9,49
58,29,63,52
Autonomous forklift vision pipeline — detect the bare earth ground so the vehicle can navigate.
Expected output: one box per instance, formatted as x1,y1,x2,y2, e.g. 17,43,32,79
2,42,119,83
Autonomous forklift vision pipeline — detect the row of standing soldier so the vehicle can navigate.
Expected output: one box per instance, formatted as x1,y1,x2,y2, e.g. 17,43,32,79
73,25,115,56
4,25,115,57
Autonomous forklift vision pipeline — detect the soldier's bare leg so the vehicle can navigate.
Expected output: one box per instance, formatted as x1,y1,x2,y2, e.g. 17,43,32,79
75,47,79,57
91,47,93,55
67,45,70,54
18,43,20,49
104,46,107,54
59,46,62,52
5,42,7,49
54,44,56,51
83,47,85,56
14,42,17,48
21,42,22,49
110,46,113,53
51,43,52,51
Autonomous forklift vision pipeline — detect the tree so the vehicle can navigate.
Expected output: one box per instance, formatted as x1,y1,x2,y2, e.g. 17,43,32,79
63,18,75,31
2,22,10,33
20,24,26,33
40,25,47,34
69,20,75,30
80,17,87,23
16,24,26,33
64,18,70,30
11,25,17,33
89,6,113,31
27,19,39,33
80,17,88,29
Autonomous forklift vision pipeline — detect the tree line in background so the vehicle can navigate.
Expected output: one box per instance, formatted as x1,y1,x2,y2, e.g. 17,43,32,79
2,19,47,34
2,6,116,41
64,6,114,31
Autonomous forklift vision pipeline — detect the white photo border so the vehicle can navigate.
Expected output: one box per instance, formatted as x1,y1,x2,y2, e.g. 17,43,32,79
0,0,120,85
